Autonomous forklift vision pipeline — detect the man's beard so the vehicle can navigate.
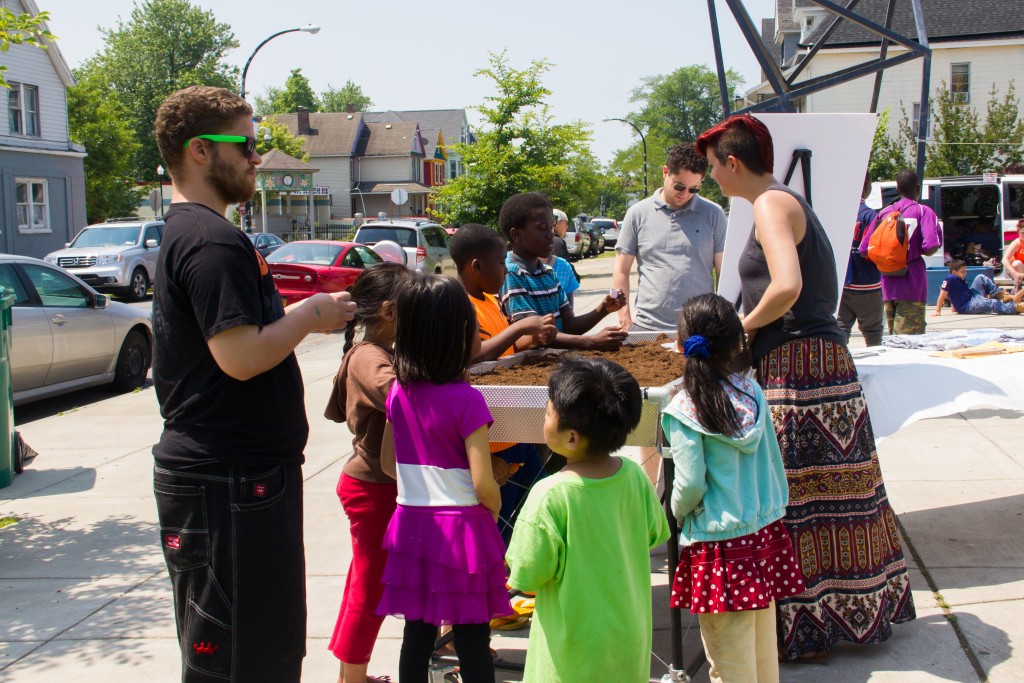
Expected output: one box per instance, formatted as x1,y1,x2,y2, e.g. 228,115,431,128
207,148,256,204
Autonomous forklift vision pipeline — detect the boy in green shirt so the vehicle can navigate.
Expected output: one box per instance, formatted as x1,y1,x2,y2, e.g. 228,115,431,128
506,357,670,682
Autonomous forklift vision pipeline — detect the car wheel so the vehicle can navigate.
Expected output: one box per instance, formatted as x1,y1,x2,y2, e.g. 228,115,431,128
112,329,151,393
125,268,149,302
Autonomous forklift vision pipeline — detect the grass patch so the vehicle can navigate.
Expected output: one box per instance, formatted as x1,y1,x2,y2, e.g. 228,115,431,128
0,516,19,529
596,250,615,259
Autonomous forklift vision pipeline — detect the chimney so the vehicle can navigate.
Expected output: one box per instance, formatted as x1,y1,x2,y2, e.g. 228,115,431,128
346,103,355,114
297,106,310,134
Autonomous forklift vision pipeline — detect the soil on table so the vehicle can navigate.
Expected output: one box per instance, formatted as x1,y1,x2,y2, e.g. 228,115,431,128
471,340,683,387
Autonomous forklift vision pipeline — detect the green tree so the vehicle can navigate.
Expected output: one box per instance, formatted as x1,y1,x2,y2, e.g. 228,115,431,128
982,81,1024,171
68,71,145,222
255,116,308,161
82,0,239,181
431,52,594,226
254,68,318,115
0,8,55,89
925,80,986,177
610,65,744,208
868,108,909,181
318,80,373,112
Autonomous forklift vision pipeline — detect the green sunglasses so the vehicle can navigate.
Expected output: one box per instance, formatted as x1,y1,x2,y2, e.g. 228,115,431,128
184,134,257,157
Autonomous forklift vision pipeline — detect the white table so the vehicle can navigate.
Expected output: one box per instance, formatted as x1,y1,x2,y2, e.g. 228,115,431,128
853,348,1024,439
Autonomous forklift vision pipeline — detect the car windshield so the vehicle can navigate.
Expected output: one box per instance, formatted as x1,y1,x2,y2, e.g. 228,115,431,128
592,220,615,230
355,227,418,248
266,242,343,266
71,227,140,248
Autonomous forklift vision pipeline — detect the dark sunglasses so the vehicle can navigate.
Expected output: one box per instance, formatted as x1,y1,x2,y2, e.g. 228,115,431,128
184,134,258,158
672,182,702,194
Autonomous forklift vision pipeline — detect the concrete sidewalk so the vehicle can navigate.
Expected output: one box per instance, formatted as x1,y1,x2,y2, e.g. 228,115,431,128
0,266,1021,681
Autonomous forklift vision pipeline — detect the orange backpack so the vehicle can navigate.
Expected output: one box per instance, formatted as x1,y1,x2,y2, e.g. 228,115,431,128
866,208,910,276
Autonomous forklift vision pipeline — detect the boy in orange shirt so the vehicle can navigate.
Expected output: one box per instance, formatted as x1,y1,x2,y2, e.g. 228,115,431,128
450,223,556,545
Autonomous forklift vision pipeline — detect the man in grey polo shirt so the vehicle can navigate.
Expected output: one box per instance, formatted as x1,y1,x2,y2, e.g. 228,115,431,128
612,143,726,331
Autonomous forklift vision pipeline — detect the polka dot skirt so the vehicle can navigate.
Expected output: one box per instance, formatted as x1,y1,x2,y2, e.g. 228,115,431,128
670,521,805,614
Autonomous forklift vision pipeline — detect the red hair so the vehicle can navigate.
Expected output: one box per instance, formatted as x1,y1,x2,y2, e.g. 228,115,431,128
695,114,774,175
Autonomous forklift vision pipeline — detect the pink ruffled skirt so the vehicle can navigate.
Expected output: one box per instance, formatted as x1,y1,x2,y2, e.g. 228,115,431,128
377,504,512,626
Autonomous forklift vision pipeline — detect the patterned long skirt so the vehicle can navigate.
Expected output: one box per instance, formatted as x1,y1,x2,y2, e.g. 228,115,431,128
757,338,916,660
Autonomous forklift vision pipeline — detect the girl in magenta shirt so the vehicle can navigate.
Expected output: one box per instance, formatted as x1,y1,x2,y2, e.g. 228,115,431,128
378,273,511,683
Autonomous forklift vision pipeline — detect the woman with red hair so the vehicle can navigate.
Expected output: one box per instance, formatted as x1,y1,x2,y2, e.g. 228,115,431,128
694,115,916,663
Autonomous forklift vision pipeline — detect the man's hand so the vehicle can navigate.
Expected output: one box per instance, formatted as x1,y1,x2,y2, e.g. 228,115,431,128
587,325,628,351
303,291,357,331
618,306,632,330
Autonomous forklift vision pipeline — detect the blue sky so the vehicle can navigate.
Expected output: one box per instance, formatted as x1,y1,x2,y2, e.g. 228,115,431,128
43,0,775,164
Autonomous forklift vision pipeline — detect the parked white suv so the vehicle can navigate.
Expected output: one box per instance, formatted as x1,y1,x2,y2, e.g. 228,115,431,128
44,218,163,301
353,219,455,275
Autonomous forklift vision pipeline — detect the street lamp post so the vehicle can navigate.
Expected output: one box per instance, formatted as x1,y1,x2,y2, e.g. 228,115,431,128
156,165,165,218
239,25,320,230
602,117,648,198
239,25,321,100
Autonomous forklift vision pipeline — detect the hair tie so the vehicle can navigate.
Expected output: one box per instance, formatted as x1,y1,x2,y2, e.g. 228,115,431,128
683,335,711,359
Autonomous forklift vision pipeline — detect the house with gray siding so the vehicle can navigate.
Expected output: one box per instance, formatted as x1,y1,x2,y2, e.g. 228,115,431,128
0,0,87,258
274,109,364,219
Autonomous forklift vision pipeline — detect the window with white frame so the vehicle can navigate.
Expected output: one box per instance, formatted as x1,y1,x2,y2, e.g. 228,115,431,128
8,82,40,136
15,179,50,234
951,63,970,103
911,102,930,139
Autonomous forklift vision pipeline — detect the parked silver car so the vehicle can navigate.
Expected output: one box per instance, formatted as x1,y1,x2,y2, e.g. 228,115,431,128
0,255,153,406
591,217,620,248
353,219,455,275
43,217,163,301
563,217,590,261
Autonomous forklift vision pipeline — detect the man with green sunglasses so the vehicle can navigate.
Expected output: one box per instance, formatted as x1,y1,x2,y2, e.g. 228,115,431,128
183,133,259,159
152,85,356,683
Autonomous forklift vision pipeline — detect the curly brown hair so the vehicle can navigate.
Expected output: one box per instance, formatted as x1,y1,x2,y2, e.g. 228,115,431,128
665,142,708,176
155,86,252,176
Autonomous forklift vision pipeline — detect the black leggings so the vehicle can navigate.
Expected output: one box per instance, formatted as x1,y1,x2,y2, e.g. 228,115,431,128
399,619,494,683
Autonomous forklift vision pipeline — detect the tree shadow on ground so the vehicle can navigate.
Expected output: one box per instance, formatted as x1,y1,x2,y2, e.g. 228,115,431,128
0,514,168,675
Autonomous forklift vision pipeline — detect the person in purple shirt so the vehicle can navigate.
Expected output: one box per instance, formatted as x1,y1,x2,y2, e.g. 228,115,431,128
859,169,942,335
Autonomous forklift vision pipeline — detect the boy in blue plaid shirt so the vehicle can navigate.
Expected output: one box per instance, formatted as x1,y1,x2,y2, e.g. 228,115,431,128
498,192,627,351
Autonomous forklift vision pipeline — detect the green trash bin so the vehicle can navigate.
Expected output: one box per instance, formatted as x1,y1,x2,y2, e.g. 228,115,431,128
0,292,16,488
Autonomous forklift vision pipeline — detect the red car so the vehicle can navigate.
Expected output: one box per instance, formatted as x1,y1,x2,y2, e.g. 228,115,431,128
266,240,382,305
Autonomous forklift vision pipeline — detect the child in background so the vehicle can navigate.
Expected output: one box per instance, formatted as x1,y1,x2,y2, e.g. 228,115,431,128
663,293,800,682
933,259,1024,316
505,357,669,682
323,263,411,683
449,223,557,545
498,192,627,351
377,273,512,683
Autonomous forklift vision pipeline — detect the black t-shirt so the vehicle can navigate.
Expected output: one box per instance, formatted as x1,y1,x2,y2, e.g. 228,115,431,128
553,235,570,260
152,203,307,469
738,183,845,361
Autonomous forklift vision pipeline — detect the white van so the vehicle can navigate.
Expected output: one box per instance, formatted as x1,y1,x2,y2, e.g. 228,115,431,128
871,174,1024,271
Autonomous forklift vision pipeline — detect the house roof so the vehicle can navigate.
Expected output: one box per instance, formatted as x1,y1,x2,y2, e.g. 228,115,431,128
363,109,476,149
776,0,799,34
354,182,432,195
21,0,75,88
355,122,425,157
762,17,783,65
257,149,319,173
803,0,1024,47
273,112,364,156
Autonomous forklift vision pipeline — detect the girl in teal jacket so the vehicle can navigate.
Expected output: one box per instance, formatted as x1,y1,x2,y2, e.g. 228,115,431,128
662,293,804,682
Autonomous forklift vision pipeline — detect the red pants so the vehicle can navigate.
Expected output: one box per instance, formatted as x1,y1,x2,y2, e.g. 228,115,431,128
328,474,397,664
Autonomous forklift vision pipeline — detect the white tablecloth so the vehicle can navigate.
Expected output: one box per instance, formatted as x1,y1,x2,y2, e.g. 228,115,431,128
853,348,1024,439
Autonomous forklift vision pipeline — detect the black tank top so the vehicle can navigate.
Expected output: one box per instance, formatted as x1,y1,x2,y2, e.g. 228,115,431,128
738,182,845,361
